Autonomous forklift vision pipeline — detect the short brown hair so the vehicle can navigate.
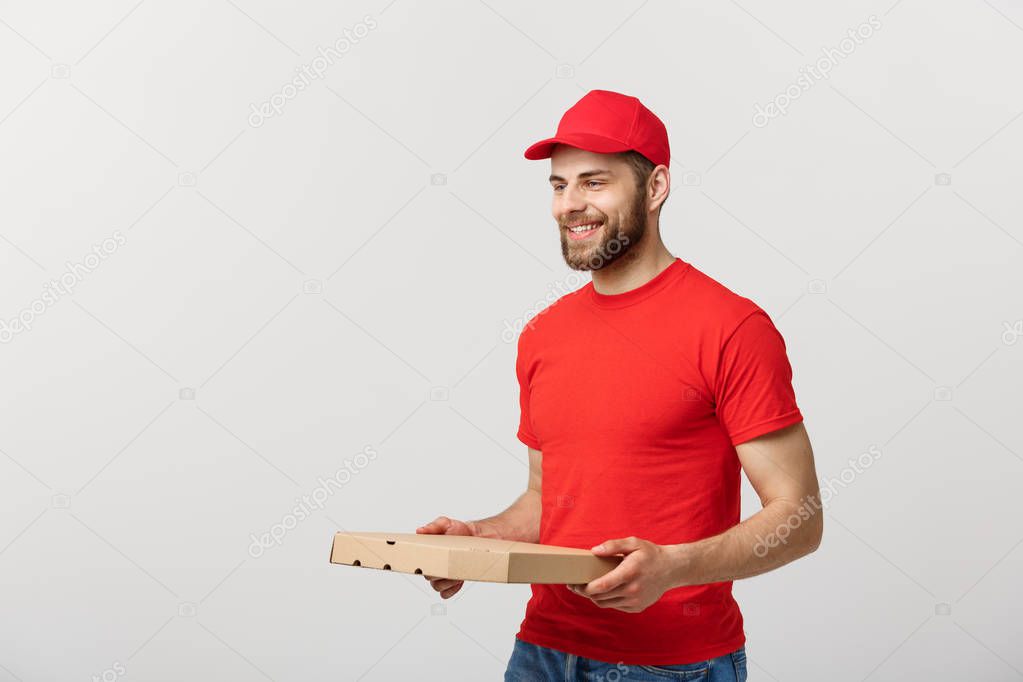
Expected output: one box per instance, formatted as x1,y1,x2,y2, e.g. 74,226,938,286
616,150,654,188
616,150,666,216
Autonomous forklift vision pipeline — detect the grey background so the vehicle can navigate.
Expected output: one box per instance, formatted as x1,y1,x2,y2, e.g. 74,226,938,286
1,0,1021,680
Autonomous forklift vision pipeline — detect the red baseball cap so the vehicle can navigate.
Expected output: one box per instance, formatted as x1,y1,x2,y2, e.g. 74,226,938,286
523,89,670,168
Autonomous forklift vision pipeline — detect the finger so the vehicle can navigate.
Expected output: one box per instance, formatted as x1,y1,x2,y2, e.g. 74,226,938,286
424,516,452,532
590,595,631,609
416,516,452,533
429,578,461,592
423,574,456,584
440,583,462,598
579,563,633,597
590,536,643,556
587,584,631,601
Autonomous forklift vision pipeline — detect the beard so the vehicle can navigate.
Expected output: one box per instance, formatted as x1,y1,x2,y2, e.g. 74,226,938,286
559,187,648,271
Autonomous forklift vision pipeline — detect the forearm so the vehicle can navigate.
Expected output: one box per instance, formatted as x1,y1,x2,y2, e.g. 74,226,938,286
468,489,542,543
668,495,822,588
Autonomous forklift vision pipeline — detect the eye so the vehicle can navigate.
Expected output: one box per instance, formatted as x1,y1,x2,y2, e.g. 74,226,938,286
586,180,603,189
553,184,565,192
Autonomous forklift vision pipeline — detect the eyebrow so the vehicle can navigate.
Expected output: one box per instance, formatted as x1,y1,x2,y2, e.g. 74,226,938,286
548,169,613,183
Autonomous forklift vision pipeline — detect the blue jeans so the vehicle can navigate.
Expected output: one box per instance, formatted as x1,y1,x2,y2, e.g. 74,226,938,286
504,638,748,681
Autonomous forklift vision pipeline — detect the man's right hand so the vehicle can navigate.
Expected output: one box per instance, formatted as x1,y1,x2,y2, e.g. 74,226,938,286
416,515,476,599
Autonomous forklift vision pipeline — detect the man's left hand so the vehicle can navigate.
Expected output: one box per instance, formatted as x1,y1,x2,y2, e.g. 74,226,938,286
567,536,685,613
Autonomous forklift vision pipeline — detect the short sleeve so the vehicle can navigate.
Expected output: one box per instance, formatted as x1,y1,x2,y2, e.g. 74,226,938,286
515,333,542,450
714,310,803,446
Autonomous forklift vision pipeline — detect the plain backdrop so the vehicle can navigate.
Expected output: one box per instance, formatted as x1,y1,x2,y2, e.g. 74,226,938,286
1,1,1022,680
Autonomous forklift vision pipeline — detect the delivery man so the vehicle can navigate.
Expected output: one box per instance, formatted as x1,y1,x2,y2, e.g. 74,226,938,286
417,89,822,681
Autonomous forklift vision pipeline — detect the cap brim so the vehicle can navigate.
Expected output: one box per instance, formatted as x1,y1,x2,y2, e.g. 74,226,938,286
523,132,632,160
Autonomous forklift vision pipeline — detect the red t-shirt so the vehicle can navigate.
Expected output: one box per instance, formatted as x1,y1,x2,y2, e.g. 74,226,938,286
514,256,803,665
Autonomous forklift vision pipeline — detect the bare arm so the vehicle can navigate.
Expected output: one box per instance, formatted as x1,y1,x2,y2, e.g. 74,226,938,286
417,447,542,599
669,421,822,586
468,447,542,543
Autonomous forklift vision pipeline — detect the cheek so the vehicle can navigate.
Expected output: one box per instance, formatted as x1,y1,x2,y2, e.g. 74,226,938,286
593,194,627,219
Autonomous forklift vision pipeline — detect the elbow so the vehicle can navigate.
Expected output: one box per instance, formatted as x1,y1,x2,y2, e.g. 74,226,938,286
804,512,824,555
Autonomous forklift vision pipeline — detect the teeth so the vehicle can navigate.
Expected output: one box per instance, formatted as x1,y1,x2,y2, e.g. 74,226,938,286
569,222,601,232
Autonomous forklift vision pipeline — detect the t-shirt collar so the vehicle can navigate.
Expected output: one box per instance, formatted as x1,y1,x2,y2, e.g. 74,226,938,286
586,257,688,309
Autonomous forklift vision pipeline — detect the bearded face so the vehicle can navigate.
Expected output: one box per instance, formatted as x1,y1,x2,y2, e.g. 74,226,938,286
558,179,648,271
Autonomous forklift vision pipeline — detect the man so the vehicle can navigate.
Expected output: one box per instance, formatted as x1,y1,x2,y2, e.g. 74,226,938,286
417,89,822,681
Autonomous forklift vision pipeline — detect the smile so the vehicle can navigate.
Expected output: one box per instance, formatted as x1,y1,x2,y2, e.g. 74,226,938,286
566,222,602,240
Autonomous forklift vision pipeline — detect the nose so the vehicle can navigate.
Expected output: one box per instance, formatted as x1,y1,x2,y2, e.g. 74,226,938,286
555,183,587,218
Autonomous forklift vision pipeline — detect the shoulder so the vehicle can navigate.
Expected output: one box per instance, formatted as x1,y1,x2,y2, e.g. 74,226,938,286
676,262,766,337
515,282,589,351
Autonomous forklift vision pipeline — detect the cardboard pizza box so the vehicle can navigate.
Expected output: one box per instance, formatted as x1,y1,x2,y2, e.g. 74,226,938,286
330,532,622,584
